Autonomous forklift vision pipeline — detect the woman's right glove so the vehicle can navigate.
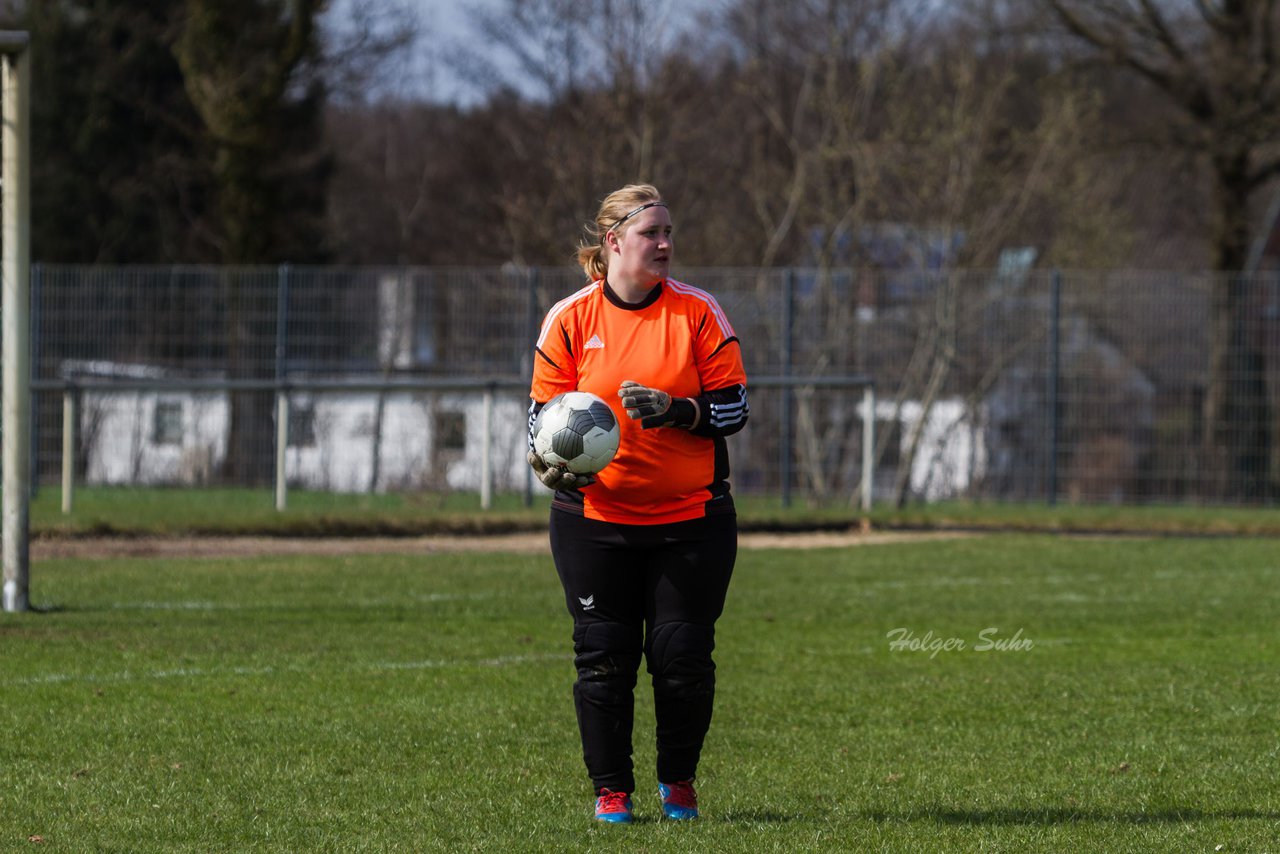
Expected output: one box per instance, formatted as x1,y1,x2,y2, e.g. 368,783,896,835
617,380,698,429
528,451,597,491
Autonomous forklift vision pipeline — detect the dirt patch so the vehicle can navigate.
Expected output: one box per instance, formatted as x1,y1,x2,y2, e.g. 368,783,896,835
740,530,972,549
31,530,973,561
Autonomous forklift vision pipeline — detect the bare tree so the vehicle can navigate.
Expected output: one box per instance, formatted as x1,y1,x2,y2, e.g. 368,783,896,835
320,0,418,104
711,0,1130,504
715,0,917,269
456,0,700,265
174,0,332,485
1035,0,1279,498
867,34,1129,505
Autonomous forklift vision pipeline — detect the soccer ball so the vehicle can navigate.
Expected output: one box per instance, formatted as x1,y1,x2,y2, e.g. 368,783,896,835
532,391,620,475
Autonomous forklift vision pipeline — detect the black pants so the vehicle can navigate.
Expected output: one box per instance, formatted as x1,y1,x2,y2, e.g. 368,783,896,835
549,510,737,795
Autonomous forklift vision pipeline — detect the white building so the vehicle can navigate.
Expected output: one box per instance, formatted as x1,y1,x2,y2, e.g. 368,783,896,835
876,396,987,501
71,367,531,493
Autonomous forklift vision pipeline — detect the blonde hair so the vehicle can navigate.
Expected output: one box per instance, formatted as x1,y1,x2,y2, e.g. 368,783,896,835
576,183,665,281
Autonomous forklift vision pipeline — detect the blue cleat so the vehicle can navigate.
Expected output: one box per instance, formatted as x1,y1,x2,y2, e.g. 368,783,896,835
594,789,633,824
658,780,699,820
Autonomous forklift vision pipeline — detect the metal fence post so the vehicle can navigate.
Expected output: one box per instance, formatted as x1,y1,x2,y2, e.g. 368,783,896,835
274,263,290,511
481,384,494,510
523,267,539,507
29,261,40,498
780,268,795,507
861,384,875,512
275,394,289,511
61,386,75,514
1048,270,1061,505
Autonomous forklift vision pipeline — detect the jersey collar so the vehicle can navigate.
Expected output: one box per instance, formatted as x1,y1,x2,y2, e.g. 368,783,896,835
603,278,664,311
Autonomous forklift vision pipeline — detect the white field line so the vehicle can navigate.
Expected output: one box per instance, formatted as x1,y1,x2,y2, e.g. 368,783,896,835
9,652,568,688
107,592,490,611
860,576,1014,589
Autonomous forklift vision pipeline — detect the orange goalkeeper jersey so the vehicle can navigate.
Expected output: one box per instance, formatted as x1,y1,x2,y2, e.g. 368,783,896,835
530,278,748,525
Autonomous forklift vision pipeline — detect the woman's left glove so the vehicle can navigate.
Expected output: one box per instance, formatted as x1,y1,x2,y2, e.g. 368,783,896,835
618,380,699,429
528,451,596,491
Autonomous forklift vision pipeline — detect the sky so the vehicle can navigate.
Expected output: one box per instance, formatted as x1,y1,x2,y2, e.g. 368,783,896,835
402,0,490,104
323,0,489,104
328,0,709,106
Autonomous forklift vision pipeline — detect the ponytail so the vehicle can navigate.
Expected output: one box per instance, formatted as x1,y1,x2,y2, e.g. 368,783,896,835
576,244,608,281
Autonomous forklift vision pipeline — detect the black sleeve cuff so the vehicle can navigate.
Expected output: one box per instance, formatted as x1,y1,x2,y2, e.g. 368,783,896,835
669,397,698,429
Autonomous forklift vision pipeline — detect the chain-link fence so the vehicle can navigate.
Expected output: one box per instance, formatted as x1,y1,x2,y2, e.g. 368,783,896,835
25,265,1280,507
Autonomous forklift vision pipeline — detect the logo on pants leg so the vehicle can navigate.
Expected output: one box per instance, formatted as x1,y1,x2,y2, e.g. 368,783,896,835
578,594,595,611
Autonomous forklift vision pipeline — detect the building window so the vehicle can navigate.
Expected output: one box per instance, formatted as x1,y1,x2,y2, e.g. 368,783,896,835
877,418,902,469
153,400,184,446
435,410,466,452
288,400,316,448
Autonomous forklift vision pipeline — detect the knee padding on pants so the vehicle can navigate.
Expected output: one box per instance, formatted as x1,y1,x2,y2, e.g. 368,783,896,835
573,621,642,700
646,621,716,699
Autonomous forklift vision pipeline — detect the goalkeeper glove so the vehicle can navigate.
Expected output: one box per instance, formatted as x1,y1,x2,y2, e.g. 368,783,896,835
617,380,699,429
528,450,596,491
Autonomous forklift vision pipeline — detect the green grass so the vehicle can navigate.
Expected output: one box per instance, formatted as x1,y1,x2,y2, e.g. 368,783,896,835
2,535,1278,851
867,499,1280,536
31,485,1280,538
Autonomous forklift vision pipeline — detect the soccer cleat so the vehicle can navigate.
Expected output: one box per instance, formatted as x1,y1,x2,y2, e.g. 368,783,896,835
594,789,633,824
658,780,699,820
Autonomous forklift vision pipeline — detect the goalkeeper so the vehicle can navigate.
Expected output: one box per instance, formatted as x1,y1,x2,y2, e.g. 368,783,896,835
528,183,749,824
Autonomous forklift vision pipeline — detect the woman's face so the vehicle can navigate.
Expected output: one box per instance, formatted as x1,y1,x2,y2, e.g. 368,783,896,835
608,205,673,286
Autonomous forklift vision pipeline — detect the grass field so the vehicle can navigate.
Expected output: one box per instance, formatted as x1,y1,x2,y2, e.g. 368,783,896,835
3,534,1278,851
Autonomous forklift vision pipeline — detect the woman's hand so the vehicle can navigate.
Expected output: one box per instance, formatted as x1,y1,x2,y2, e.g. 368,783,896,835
618,380,698,429
528,451,597,491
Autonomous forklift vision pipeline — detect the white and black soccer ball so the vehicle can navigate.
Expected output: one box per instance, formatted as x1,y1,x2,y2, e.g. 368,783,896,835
532,391,620,475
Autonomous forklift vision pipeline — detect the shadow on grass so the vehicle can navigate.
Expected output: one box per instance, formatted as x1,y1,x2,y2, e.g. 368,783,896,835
869,806,1280,825
5,603,67,615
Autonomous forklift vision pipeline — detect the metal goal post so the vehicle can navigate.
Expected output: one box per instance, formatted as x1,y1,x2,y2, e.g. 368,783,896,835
1,31,31,613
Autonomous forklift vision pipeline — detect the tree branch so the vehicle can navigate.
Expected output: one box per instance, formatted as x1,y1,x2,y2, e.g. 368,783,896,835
1046,0,1218,120
1045,0,1177,94
1137,0,1189,64
1193,0,1231,33
1249,154,1280,190
1260,0,1278,89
